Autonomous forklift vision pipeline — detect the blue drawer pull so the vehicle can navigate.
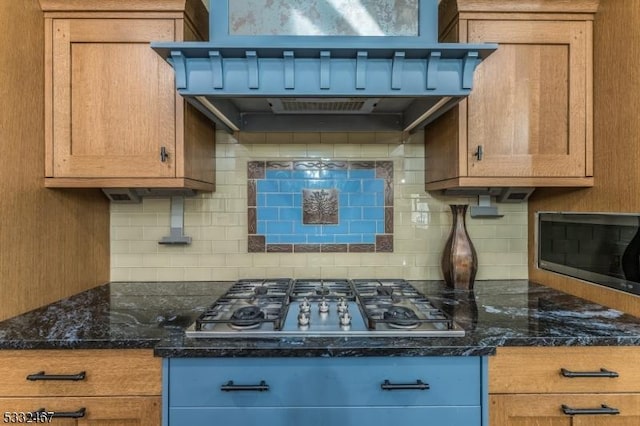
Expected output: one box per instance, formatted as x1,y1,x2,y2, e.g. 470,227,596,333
381,379,429,391
221,380,269,392
562,404,620,416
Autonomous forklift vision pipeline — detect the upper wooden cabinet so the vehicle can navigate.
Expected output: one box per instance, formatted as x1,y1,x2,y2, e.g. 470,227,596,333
40,0,215,191
425,0,599,191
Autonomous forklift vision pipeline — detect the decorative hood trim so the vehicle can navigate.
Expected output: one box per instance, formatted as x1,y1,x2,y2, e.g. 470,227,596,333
152,0,497,133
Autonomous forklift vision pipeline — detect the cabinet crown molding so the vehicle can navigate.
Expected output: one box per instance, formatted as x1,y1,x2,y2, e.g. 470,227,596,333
440,0,600,15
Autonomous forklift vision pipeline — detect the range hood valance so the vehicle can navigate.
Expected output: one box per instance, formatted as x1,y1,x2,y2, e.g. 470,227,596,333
152,0,497,133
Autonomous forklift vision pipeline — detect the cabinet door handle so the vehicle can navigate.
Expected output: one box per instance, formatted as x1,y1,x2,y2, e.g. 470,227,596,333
220,380,269,392
561,404,620,416
474,145,483,161
380,379,429,391
26,371,86,381
35,407,86,419
560,368,619,378
160,146,169,162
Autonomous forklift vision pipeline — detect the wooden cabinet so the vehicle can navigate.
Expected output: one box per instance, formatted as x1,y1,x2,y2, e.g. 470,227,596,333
39,0,215,191
425,0,598,190
0,349,161,425
0,397,160,425
491,394,640,425
489,347,640,426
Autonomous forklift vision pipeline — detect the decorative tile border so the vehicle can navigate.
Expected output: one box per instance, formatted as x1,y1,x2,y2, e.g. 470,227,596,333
248,159,393,253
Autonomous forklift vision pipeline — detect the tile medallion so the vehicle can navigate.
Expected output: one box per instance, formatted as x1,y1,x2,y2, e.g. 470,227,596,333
248,159,393,253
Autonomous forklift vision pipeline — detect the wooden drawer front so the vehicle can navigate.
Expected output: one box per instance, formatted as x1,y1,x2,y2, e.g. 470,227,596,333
168,357,482,407
490,393,640,425
169,406,482,426
0,349,161,397
0,396,160,425
489,347,640,394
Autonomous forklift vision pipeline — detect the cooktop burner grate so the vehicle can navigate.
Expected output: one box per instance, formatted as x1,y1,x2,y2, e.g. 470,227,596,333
291,278,355,301
187,278,464,337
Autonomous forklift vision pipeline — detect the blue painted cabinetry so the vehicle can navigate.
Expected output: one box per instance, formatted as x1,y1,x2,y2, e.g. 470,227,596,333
164,356,488,425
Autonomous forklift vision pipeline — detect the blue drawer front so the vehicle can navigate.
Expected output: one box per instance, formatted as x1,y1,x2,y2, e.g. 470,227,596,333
168,357,481,407
169,406,481,426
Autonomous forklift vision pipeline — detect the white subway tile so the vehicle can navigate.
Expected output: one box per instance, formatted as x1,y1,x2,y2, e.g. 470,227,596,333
142,198,170,212
111,240,130,254
198,254,227,267
169,254,200,267
110,137,529,281
293,132,321,144
333,144,362,157
238,132,266,144
347,133,376,144
320,133,348,144
130,268,158,281
277,144,308,157
265,132,293,144
129,240,158,254
158,268,186,281
183,268,214,281
306,144,334,158
359,144,390,158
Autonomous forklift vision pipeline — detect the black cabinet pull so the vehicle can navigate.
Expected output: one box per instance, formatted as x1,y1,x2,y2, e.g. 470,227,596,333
474,145,483,161
221,380,269,392
26,371,86,381
562,404,620,416
381,379,429,391
160,146,169,162
35,407,86,419
560,368,619,378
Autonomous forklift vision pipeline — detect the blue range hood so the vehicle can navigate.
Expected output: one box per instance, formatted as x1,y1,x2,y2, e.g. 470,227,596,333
152,0,496,133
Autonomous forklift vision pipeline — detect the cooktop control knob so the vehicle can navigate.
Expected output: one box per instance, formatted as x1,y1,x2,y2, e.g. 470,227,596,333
337,298,348,313
297,311,310,327
318,299,329,314
299,298,310,313
339,312,352,327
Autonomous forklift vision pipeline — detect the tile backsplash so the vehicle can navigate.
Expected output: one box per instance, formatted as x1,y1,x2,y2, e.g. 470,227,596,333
110,131,528,281
248,159,393,253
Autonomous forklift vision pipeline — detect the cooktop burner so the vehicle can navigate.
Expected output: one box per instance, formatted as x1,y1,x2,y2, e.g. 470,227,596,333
383,306,420,329
229,306,265,330
187,278,464,338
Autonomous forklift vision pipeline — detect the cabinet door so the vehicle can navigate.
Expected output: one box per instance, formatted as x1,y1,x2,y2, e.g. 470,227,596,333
50,19,176,178
465,20,590,178
491,394,640,426
0,396,160,425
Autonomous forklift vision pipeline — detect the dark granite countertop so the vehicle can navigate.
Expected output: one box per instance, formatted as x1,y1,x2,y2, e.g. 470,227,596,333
1,280,640,357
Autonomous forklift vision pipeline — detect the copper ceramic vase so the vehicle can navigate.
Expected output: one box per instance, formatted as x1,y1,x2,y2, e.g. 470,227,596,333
441,204,478,290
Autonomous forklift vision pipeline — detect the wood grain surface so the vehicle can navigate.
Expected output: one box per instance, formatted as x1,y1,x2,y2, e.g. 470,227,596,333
0,0,109,321
528,0,640,316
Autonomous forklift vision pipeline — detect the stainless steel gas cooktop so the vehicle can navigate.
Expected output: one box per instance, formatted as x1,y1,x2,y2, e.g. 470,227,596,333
185,279,464,338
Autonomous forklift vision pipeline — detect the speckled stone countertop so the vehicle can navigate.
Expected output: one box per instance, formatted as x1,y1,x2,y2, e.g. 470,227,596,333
1,280,640,357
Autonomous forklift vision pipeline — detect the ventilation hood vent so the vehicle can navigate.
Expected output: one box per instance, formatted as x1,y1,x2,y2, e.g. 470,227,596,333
152,0,497,133
269,98,379,114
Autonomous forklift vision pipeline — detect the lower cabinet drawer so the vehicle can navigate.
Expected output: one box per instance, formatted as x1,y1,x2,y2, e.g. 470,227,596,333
168,356,482,407
489,347,640,393
490,393,640,425
0,349,161,397
0,396,161,425
169,406,482,426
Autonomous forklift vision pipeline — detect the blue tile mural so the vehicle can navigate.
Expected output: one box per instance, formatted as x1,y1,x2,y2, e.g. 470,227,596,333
248,160,393,253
